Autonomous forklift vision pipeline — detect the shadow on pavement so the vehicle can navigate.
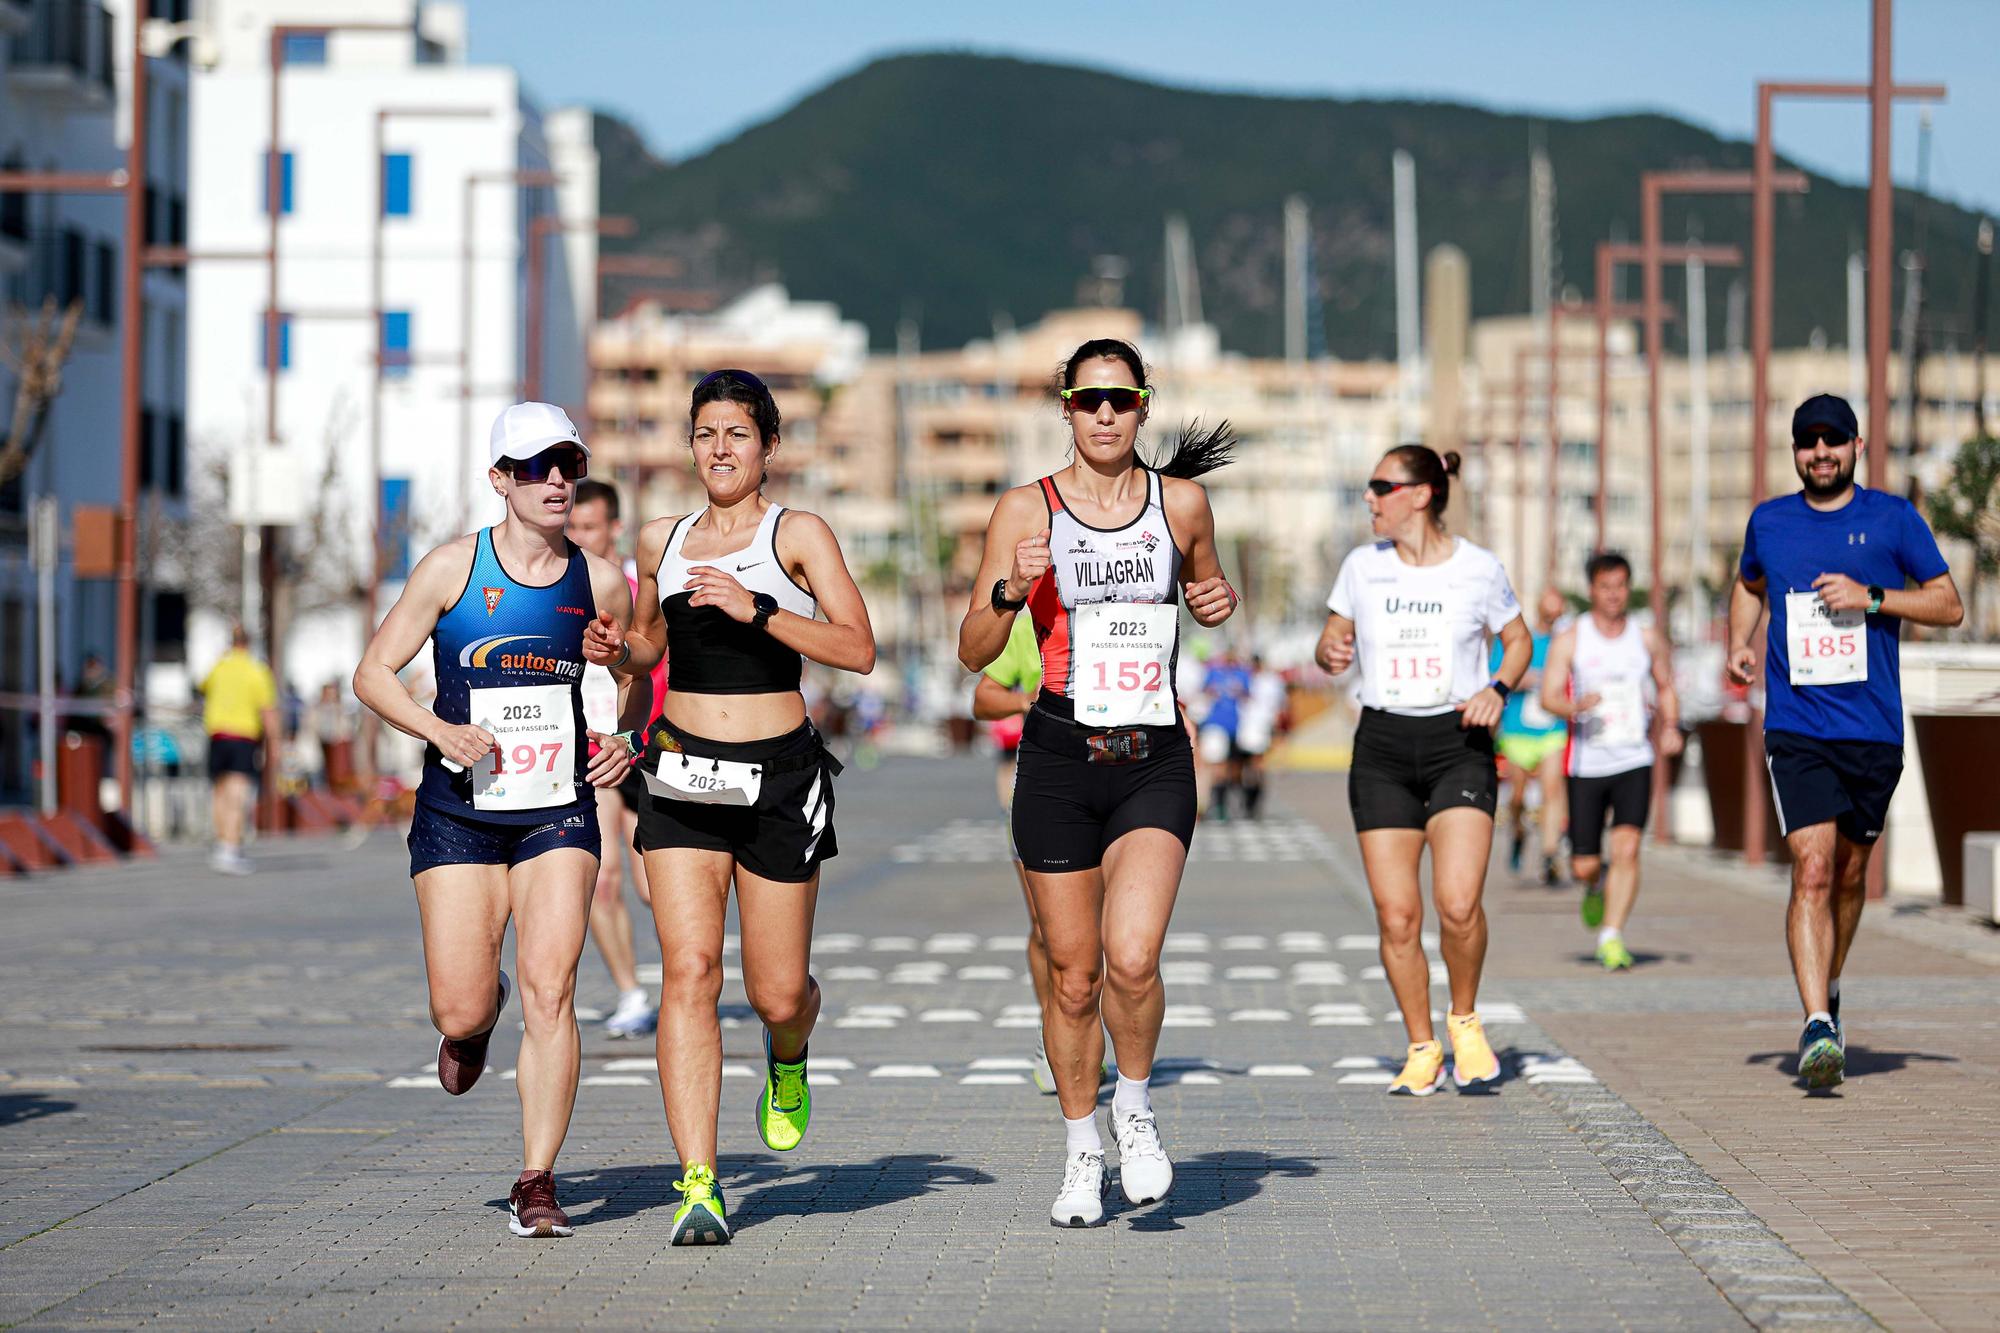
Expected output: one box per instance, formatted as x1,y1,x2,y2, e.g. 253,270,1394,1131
1746,1045,1958,1090
1566,949,1694,968
0,1093,77,1127
1122,1151,1322,1232
727,1153,995,1230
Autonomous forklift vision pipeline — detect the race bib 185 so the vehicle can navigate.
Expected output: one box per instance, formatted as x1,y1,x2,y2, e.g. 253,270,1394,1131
1785,591,1866,686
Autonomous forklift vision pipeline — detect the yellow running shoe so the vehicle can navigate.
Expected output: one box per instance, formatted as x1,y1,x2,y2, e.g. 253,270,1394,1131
755,1031,811,1152
1447,1011,1501,1089
1387,1040,1446,1096
1596,936,1635,971
670,1163,730,1246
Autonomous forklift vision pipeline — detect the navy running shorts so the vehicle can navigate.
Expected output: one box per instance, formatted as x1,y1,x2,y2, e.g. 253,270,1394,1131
407,799,601,878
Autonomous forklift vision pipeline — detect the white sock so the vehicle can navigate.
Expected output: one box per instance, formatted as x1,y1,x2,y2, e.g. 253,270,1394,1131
1597,926,1621,947
1064,1111,1102,1156
1806,1010,1833,1028
620,987,648,1006
1112,1073,1151,1118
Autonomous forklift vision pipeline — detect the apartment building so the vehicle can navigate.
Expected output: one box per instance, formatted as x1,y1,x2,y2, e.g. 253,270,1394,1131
185,0,598,680
1,0,190,804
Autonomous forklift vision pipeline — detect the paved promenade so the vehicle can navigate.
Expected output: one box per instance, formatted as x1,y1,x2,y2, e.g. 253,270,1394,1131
1,757,1993,1329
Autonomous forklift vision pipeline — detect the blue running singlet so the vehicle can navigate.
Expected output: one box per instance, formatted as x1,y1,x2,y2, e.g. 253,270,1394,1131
416,527,597,825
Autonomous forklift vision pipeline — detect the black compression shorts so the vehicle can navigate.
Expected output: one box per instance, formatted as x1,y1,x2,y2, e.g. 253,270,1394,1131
1011,703,1196,874
1348,708,1499,832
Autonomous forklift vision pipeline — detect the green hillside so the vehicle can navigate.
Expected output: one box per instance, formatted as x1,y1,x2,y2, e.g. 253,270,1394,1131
600,52,1986,360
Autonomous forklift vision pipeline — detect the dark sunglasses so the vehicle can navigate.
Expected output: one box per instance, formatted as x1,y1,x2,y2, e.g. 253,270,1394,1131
1366,478,1417,497
1792,429,1852,450
1061,385,1151,414
502,446,588,482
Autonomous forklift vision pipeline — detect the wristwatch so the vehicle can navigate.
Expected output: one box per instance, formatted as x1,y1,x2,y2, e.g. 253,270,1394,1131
751,591,779,630
1488,678,1512,700
991,578,1027,612
1866,585,1885,615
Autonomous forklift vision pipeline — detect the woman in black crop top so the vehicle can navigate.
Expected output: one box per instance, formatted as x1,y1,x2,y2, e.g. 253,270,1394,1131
585,369,873,1247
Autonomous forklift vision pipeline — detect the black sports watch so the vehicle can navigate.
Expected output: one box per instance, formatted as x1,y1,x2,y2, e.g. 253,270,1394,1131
991,578,1027,612
1866,585,1885,615
751,591,779,630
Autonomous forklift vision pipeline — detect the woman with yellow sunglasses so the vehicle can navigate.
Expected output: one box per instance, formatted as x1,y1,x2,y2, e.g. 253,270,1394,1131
958,337,1235,1227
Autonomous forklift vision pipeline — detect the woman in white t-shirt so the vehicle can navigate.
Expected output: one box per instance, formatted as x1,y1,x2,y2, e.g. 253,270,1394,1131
1315,446,1531,1097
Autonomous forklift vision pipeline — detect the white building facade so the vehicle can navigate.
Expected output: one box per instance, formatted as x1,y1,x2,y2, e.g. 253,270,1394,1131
185,0,597,688
1,0,191,806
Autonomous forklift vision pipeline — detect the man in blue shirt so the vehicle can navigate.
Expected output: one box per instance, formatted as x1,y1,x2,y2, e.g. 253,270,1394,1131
1727,393,1962,1090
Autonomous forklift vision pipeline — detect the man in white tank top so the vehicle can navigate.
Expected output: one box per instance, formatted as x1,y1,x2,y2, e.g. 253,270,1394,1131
1539,553,1681,970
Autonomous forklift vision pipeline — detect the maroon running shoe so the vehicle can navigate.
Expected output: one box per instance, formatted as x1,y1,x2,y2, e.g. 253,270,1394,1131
436,970,511,1096
508,1169,574,1238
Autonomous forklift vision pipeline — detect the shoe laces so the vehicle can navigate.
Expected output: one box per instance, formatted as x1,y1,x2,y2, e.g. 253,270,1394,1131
769,1059,807,1113
1060,1150,1104,1195
673,1162,717,1202
1116,1110,1165,1161
512,1170,558,1213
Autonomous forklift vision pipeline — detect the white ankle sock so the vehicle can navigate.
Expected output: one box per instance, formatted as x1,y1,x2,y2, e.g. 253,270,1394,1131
1064,1111,1102,1156
1112,1073,1151,1117
1806,1010,1833,1028
1597,926,1622,947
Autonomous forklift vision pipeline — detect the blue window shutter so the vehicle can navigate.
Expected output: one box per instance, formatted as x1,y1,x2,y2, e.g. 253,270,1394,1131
380,478,412,580
383,153,412,217
281,33,327,65
381,310,411,378
261,150,294,216
259,312,292,371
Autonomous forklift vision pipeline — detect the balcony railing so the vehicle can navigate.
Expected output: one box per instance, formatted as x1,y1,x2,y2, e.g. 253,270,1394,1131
8,0,115,102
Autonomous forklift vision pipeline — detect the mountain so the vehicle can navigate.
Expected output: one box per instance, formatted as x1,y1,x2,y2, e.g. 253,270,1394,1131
598,52,1988,360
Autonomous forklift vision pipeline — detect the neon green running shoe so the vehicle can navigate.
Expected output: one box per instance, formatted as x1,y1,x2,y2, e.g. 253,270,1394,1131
1581,876,1606,930
756,1031,811,1152
669,1163,729,1246
1595,936,1635,970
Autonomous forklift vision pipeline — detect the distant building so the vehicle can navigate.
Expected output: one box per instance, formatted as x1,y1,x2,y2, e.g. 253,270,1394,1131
0,0,191,804
185,0,598,681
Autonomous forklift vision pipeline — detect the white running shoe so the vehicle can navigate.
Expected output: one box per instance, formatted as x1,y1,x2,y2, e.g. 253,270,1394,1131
1032,1035,1057,1095
1050,1150,1107,1228
209,848,251,876
604,988,657,1039
1112,1108,1173,1205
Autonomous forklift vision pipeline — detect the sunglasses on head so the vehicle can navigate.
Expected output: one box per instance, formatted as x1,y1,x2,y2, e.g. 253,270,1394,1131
502,445,587,483
1061,385,1151,414
1366,478,1418,497
1792,429,1852,450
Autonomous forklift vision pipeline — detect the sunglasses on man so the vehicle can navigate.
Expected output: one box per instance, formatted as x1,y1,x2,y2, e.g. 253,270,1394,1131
1060,385,1151,414
500,445,588,482
1792,428,1852,450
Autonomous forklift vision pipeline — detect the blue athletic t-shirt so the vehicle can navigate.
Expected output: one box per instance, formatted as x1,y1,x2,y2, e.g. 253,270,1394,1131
1739,487,1948,746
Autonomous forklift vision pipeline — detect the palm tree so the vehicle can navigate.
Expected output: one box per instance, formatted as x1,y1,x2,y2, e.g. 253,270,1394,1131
1925,435,2000,639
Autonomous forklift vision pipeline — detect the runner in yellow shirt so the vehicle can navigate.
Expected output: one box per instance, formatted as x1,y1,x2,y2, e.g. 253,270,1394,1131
200,624,278,875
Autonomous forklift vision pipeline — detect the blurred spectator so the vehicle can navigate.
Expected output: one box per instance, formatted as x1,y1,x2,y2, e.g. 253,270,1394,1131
199,624,278,875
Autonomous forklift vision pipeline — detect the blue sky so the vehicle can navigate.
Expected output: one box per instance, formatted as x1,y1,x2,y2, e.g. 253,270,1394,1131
470,0,1998,214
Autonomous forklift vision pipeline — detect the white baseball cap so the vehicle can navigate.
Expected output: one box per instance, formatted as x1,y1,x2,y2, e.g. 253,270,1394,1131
489,401,588,466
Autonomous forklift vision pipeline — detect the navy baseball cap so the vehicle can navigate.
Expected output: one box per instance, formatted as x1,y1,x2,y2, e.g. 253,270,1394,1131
1791,393,1858,444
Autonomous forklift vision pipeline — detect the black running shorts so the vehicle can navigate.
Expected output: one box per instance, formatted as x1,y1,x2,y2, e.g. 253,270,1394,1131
632,720,839,884
1011,705,1196,874
1765,728,1902,846
1566,764,1652,857
1348,708,1499,833
207,735,261,780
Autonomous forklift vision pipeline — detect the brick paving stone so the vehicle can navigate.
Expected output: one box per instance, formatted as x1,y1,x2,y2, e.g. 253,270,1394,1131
0,759,1839,1330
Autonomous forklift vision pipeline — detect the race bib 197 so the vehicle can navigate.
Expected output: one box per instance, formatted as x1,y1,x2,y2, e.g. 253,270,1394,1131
1785,591,1866,686
1073,602,1177,727
467,683,575,812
